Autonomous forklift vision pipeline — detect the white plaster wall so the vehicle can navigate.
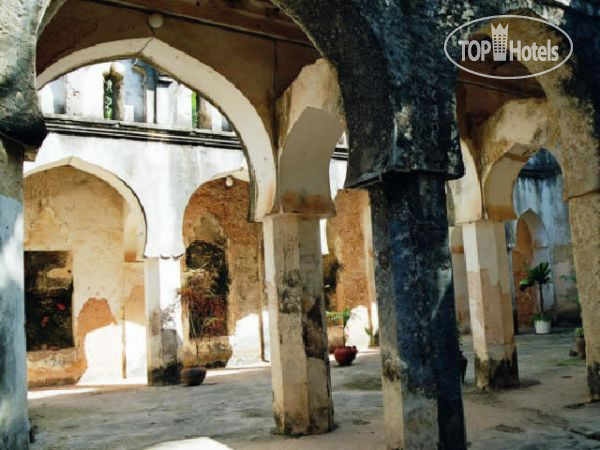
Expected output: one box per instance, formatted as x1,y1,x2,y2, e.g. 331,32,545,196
123,262,147,381
345,305,371,350
228,314,263,367
26,134,248,258
511,171,575,309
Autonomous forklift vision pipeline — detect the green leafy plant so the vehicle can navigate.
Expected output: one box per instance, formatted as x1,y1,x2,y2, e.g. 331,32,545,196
327,307,353,347
365,326,379,347
574,327,584,338
520,262,552,321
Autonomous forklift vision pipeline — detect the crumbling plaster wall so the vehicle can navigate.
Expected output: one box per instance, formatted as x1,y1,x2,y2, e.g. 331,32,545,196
23,166,137,385
26,133,248,258
326,189,376,350
182,178,264,367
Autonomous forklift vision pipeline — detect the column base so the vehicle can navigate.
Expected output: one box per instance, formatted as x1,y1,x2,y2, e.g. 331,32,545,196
1,429,30,450
147,362,182,386
588,362,600,402
273,411,333,437
474,348,519,390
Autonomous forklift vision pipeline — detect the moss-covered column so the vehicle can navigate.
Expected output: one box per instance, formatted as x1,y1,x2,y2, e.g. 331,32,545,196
463,220,519,390
368,175,466,450
568,193,600,401
263,214,333,435
144,257,183,385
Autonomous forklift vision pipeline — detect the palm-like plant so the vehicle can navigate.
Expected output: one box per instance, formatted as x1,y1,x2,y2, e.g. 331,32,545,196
327,307,353,347
519,262,552,320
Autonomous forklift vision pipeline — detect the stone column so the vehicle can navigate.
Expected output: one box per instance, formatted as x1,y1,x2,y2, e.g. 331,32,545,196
0,140,29,449
450,226,471,332
263,214,333,436
462,220,519,390
144,257,183,385
368,175,466,450
568,193,600,401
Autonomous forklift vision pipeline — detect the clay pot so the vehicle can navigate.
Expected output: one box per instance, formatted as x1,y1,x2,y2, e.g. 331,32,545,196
181,366,207,386
575,336,586,359
534,319,551,335
334,346,358,366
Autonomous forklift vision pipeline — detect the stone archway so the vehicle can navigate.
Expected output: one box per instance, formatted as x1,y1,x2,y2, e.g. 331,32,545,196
25,156,147,261
23,163,148,386
37,38,276,222
181,175,266,369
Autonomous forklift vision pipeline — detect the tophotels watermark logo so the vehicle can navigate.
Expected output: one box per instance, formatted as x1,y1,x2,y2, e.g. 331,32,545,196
491,23,509,62
444,15,573,80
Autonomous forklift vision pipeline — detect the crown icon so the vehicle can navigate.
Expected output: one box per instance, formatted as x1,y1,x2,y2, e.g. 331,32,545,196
491,23,509,61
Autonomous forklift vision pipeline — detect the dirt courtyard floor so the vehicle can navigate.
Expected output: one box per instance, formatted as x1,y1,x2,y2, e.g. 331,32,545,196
29,330,600,449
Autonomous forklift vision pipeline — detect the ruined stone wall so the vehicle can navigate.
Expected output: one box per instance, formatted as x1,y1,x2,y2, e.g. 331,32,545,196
326,189,376,349
23,166,140,385
182,178,264,366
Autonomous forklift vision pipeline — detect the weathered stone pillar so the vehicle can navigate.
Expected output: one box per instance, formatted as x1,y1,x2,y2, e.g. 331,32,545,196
450,226,471,332
263,214,333,435
462,220,519,390
1,0,49,444
0,140,29,449
568,193,600,401
369,175,466,450
144,257,183,385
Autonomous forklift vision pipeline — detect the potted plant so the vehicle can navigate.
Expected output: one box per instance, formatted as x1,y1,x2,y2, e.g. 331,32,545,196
519,262,552,334
178,268,228,386
574,327,585,359
327,307,357,366
365,326,379,348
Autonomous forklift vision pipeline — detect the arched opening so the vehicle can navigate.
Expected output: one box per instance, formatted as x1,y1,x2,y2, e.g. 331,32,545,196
511,209,551,329
182,176,266,368
37,38,276,222
509,149,580,331
23,164,148,386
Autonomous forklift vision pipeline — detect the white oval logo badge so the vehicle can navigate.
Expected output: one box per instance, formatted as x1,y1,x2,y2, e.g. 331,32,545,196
444,15,573,79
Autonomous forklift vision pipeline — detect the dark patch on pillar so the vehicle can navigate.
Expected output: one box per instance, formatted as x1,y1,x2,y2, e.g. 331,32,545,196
588,362,600,402
309,406,334,435
303,296,327,359
148,361,182,386
474,348,519,390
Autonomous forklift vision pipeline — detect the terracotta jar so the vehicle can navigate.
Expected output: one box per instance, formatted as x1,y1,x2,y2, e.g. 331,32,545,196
181,366,207,386
334,346,358,366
